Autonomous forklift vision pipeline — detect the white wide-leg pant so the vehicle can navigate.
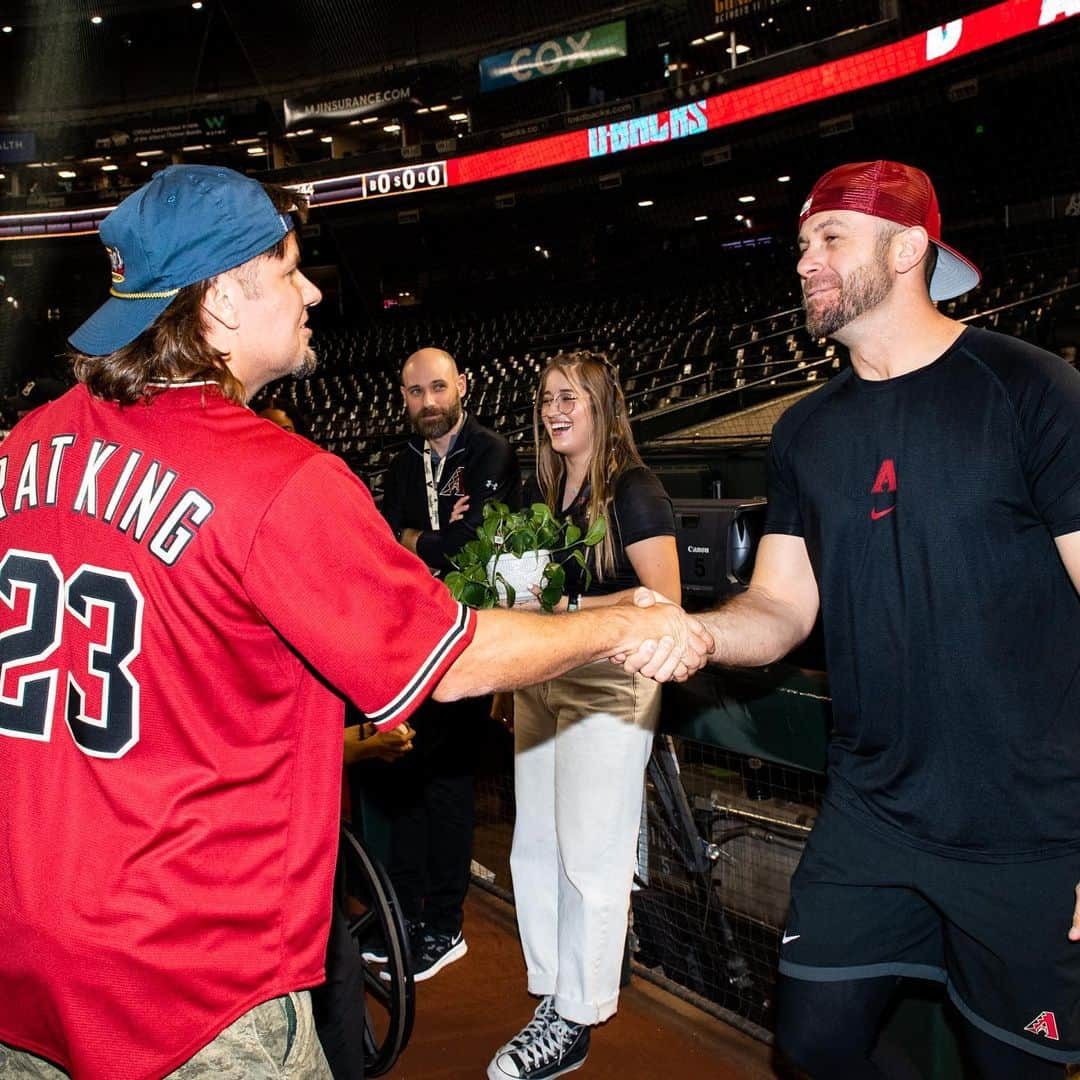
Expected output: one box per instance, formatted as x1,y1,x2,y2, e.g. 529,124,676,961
510,660,660,1026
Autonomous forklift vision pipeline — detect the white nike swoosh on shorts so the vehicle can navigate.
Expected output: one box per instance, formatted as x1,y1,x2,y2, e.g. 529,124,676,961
782,932,801,944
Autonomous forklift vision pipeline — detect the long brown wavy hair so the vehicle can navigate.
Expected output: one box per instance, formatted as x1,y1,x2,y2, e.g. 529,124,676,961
533,350,643,580
71,183,306,406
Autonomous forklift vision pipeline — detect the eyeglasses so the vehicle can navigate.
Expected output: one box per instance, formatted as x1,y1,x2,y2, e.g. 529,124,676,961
539,391,579,414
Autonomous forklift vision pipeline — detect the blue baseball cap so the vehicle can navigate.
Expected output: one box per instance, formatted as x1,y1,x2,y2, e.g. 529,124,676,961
69,165,294,356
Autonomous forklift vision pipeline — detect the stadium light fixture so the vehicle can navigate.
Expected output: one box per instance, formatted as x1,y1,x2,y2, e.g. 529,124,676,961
738,194,756,203
320,136,333,143
383,124,401,134
192,1,203,8
449,112,469,122
777,175,791,182
361,116,379,125
726,43,750,55
101,164,118,172
90,15,103,24
429,104,448,112
135,149,166,157
58,170,77,179
694,214,708,222
638,199,654,208
735,214,744,221
246,147,267,156
2,25,12,33
415,107,430,115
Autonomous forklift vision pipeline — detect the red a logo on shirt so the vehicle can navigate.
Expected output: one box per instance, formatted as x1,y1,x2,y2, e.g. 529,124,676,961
1024,1011,1060,1041
871,458,897,494
869,458,898,521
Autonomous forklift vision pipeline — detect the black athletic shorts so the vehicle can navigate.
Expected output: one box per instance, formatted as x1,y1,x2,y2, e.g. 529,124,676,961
778,795,1080,1064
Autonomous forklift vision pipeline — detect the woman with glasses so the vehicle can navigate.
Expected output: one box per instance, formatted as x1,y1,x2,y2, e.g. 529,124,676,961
487,351,680,1080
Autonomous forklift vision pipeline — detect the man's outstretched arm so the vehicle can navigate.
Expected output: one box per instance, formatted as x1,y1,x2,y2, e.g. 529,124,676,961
625,533,820,674
434,594,713,700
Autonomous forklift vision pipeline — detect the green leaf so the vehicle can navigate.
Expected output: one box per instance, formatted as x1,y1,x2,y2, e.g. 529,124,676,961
472,537,493,567
564,523,581,545
536,522,561,549
495,573,516,609
583,517,607,546
507,530,533,557
570,549,588,569
539,582,563,611
542,562,565,592
443,570,466,600
462,580,495,608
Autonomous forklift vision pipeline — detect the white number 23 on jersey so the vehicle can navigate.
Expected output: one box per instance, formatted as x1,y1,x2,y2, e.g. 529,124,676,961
0,549,142,758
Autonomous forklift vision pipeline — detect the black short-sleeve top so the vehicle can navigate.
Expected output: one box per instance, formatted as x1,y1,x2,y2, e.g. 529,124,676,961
528,464,675,597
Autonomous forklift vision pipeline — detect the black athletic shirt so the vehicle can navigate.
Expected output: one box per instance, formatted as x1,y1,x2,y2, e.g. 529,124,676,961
765,326,1080,859
526,465,676,597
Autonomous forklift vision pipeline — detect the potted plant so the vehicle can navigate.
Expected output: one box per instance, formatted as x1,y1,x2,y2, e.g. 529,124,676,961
444,500,605,611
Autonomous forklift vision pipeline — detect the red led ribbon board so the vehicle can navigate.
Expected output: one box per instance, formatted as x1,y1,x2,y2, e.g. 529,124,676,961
446,0,1076,187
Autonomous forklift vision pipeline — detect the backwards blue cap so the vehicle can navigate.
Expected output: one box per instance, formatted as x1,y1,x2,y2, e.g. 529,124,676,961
69,165,293,357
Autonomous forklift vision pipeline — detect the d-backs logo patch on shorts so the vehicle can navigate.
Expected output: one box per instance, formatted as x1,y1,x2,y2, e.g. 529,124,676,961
1024,1011,1060,1041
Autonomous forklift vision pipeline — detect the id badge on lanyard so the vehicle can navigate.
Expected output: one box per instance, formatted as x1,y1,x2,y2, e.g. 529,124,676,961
423,447,446,532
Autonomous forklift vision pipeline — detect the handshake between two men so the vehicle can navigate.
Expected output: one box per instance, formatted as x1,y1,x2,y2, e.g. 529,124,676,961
431,586,714,704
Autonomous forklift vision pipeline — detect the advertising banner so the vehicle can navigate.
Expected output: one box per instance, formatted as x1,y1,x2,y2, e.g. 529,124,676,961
284,84,417,129
92,113,232,152
479,21,627,92
0,132,36,164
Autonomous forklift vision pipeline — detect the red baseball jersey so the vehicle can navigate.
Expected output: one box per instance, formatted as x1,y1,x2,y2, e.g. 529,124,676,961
0,383,475,1078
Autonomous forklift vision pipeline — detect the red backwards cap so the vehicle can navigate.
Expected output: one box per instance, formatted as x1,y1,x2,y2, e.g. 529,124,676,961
799,160,980,302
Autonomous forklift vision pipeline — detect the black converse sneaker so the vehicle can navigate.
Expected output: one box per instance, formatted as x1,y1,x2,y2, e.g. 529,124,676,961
495,996,558,1055
486,1014,590,1079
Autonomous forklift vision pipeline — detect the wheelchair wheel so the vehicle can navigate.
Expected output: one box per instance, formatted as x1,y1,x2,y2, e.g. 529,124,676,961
338,821,415,1077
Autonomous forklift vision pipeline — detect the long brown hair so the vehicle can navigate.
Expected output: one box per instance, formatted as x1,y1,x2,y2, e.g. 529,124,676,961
533,350,643,580
71,183,306,406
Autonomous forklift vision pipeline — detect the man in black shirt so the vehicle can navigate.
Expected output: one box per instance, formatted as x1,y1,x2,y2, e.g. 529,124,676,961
675,161,1080,1077
372,347,520,981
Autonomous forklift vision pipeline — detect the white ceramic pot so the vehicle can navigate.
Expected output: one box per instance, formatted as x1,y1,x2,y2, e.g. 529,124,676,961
486,549,551,606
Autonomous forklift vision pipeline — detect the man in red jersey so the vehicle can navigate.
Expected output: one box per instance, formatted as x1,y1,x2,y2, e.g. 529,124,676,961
0,165,710,1080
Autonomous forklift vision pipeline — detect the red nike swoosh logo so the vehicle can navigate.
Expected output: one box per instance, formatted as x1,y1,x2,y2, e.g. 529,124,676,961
870,506,895,520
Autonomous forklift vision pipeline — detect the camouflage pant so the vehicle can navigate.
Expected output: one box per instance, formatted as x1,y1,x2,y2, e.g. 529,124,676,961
0,991,333,1079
